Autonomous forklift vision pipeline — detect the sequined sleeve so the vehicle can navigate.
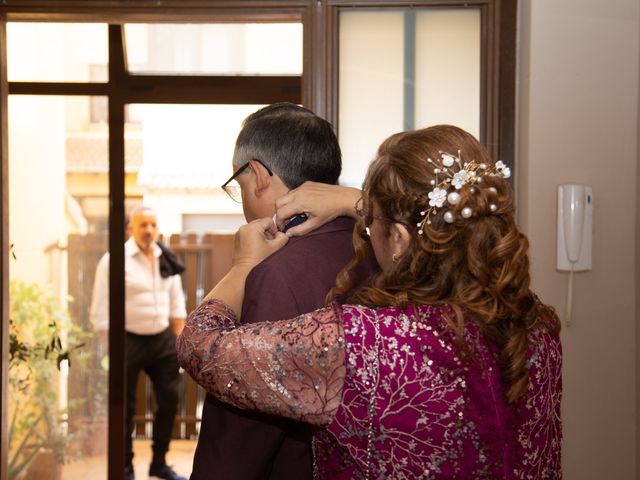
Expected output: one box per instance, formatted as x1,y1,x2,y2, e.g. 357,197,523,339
176,299,346,426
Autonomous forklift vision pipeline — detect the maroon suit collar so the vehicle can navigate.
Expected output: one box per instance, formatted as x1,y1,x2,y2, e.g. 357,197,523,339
287,216,356,243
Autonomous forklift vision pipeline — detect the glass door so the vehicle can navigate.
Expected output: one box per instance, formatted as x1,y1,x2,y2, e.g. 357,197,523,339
5,19,303,480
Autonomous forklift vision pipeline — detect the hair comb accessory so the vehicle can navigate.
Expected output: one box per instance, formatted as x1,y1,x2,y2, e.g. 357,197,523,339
417,152,510,235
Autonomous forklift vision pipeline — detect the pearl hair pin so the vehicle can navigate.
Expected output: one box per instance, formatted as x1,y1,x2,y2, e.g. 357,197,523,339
417,152,511,235
443,211,455,224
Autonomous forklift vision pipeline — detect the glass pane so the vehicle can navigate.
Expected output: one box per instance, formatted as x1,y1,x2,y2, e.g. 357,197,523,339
7,23,108,82
9,95,109,480
124,24,303,75
126,103,258,233
339,11,405,186
338,8,481,187
415,10,481,135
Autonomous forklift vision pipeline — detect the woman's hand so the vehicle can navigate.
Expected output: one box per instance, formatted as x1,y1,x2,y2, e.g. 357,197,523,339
232,217,289,269
203,217,288,314
275,182,363,237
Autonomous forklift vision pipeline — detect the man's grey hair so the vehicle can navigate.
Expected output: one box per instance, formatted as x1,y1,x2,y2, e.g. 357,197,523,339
232,103,341,189
128,205,156,223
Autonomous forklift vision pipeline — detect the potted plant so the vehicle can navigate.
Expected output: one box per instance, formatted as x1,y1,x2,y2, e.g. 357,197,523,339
8,280,85,480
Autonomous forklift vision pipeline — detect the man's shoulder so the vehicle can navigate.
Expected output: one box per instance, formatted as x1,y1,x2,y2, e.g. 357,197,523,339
242,218,357,322
251,218,355,274
282,217,356,252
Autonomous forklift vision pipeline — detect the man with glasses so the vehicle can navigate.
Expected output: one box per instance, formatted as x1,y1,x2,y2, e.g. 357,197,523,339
189,103,376,480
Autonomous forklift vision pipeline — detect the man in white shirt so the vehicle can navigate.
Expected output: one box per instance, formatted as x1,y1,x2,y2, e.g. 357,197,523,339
90,206,187,480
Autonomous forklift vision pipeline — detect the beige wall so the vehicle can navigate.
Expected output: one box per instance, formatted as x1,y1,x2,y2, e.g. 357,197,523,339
517,1,639,478
9,96,67,286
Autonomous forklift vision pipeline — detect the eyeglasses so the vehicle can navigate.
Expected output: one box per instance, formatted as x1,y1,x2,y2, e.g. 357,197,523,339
355,197,411,237
221,159,273,203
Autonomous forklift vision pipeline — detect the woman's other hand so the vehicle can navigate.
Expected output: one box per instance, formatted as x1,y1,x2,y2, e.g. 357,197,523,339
275,182,363,237
232,217,289,268
200,218,288,313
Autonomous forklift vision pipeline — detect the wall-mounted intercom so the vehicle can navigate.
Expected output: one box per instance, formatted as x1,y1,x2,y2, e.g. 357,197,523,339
557,184,592,272
556,184,593,326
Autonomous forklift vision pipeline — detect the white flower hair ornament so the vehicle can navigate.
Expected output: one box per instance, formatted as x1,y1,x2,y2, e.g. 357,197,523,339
417,151,511,235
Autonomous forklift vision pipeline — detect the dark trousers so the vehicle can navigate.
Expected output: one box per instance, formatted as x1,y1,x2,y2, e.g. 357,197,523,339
126,329,180,467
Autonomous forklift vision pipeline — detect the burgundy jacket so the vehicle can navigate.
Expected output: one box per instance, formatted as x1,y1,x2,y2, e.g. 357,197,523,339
189,217,377,480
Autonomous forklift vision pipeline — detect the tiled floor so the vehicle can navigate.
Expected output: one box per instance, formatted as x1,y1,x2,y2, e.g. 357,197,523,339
61,439,196,480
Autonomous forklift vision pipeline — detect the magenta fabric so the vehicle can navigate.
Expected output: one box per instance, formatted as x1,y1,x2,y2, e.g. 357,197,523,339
178,299,562,479
316,304,562,479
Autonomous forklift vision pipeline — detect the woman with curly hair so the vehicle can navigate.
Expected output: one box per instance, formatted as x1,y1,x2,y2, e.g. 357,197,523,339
177,125,562,479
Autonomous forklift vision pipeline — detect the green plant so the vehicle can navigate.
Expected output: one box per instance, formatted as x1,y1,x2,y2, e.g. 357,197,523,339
8,280,85,480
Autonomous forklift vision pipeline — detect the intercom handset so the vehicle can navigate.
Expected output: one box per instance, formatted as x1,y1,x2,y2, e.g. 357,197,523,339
556,184,593,326
557,184,592,272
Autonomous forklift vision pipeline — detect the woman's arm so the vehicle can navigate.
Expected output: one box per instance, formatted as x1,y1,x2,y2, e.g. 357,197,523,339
177,300,346,426
275,181,363,237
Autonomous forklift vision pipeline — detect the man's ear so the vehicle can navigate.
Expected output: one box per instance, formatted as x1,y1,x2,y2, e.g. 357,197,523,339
249,159,272,197
390,223,411,260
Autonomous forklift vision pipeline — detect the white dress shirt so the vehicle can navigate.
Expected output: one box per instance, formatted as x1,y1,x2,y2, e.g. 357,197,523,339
90,237,187,335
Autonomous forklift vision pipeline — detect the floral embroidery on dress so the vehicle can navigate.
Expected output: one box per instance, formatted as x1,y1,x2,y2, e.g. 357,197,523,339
317,304,562,479
177,299,346,425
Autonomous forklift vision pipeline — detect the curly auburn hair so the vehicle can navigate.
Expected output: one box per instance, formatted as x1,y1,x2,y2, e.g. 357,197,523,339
329,125,559,403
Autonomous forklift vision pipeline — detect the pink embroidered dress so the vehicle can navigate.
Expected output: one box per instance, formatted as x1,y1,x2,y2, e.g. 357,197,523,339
177,299,562,479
